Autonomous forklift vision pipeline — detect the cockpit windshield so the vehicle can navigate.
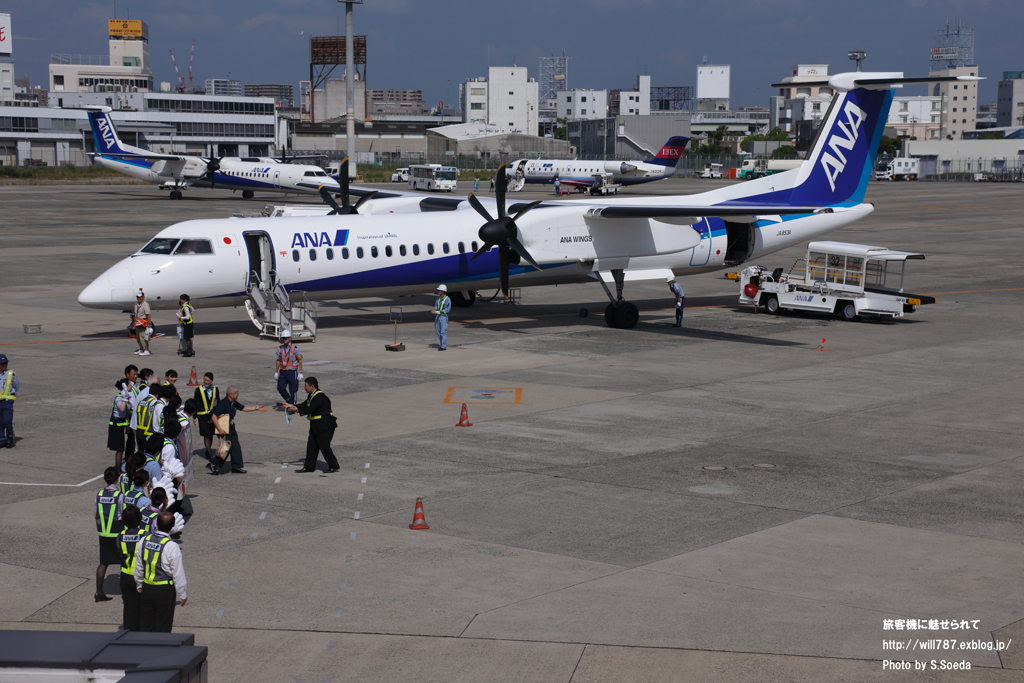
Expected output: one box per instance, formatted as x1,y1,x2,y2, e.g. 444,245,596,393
174,239,214,254
140,238,179,255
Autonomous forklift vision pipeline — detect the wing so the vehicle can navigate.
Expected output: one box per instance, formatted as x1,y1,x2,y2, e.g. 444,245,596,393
584,204,823,219
95,152,189,161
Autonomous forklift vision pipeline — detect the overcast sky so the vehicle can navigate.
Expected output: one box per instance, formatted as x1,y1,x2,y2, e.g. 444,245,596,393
5,0,1019,107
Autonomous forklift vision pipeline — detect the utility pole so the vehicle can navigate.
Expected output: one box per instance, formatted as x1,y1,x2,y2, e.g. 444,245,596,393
342,1,359,181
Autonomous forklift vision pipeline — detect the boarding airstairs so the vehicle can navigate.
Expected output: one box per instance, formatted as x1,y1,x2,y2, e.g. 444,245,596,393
507,174,526,192
244,271,318,342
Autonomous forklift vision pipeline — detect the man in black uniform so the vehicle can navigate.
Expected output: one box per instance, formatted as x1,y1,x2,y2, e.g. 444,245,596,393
282,377,340,473
117,505,146,630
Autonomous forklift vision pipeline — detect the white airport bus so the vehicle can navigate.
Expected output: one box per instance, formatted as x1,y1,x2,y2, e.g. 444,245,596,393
408,164,458,192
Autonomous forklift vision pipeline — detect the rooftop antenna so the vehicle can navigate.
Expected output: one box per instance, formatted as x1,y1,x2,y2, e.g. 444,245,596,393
848,50,867,71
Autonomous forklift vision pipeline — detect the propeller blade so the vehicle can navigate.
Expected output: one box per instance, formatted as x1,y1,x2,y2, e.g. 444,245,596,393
507,235,541,271
467,193,494,222
318,185,343,215
511,200,542,223
470,242,494,261
495,163,507,219
339,157,350,208
352,190,377,212
498,246,510,296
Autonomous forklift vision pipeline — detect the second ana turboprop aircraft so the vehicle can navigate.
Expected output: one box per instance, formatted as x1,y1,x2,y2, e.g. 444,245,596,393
79,71,977,329
84,107,339,200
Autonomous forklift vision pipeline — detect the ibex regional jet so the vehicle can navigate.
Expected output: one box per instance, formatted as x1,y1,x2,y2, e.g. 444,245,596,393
79,71,978,329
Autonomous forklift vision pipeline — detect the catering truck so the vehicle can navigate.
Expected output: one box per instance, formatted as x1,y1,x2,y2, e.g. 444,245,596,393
873,156,920,181
738,241,935,320
737,158,802,179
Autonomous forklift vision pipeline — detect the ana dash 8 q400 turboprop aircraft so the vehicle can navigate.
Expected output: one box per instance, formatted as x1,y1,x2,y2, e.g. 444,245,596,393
79,71,979,330
83,107,339,200
506,136,690,193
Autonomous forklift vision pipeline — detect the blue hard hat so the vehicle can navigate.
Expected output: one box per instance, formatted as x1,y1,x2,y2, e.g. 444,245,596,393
0,354,7,364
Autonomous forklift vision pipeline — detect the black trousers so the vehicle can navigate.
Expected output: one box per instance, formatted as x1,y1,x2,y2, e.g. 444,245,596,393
136,429,148,454
120,573,141,631
139,583,177,632
305,428,339,470
124,427,136,459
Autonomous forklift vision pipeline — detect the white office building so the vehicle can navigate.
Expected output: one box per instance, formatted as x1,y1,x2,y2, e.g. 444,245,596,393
49,19,153,94
769,64,834,134
557,89,607,120
930,65,979,139
205,78,242,97
461,67,539,134
997,71,1024,128
612,75,650,116
888,96,942,140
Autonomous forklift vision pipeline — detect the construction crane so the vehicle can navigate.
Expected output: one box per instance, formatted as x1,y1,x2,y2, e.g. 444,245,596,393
169,49,185,93
188,39,194,92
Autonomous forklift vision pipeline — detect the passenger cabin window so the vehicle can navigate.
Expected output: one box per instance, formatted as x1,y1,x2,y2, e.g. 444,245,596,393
442,243,450,254
292,250,300,262
399,245,407,256
356,247,364,258
342,248,349,259
471,241,478,253
385,245,393,257
427,243,434,255
326,248,334,260
173,239,212,254
413,244,420,256
371,246,379,258
141,238,179,255
309,249,317,261
458,242,465,254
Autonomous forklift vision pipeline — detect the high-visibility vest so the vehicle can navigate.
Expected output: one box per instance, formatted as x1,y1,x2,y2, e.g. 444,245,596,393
435,295,450,317
163,437,180,461
109,395,129,428
140,505,160,532
117,471,131,496
179,303,194,324
0,371,15,401
137,395,159,436
141,534,174,585
197,386,219,415
306,390,334,421
96,487,122,538
118,528,146,575
279,344,299,370
118,486,148,520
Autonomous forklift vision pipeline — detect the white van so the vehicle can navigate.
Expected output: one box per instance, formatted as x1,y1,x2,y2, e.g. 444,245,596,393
391,167,409,182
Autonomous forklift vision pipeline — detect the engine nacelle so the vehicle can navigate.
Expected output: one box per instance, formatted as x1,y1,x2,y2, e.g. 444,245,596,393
605,162,636,174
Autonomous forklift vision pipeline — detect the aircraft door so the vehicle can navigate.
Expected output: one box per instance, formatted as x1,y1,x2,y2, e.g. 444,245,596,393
243,232,274,290
273,171,281,188
689,218,712,266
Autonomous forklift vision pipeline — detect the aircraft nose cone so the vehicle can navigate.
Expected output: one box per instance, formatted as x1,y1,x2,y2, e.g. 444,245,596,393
78,265,135,308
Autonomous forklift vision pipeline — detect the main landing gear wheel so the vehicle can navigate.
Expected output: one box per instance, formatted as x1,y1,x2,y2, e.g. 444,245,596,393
450,290,476,308
242,190,254,199
169,190,182,200
604,302,639,329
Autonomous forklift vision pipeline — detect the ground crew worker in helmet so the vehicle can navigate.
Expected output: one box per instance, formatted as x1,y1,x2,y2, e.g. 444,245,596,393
134,511,188,632
282,377,340,473
274,331,303,405
433,285,451,351
0,354,18,448
667,276,685,328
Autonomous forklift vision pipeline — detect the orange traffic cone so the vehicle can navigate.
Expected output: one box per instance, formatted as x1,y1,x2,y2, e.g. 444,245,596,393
409,497,430,530
187,365,200,386
456,403,472,427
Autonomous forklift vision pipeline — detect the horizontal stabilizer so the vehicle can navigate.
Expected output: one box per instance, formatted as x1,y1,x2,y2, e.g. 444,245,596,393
771,74,982,92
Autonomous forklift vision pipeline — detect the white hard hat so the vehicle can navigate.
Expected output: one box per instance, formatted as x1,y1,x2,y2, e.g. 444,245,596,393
437,284,448,292
666,276,675,283
281,328,292,338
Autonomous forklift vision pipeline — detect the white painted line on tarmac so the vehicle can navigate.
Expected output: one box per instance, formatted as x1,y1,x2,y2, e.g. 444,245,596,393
259,512,267,519
340,580,346,589
251,532,258,540
327,640,336,652
267,493,274,501
333,607,342,618
229,579,237,589
353,511,360,519
274,477,281,484
364,463,370,469
281,463,287,468
357,493,363,501
350,532,356,540
361,477,367,484
215,608,225,619
0,474,103,487
241,554,248,563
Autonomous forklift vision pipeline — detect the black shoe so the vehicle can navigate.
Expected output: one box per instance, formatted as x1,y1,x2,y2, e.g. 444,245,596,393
232,468,247,474
438,347,446,351
95,593,112,602
210,468,220,476
326,467,340,473
170,532,182,540
205,462,214,472
296,468,315,473
5,441,12,448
